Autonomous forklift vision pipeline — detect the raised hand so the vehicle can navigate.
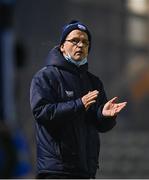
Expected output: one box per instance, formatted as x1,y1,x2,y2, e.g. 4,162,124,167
102,97,127,117
82,90,99,110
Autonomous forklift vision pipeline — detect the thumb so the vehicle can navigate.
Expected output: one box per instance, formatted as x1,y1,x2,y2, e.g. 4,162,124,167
109,96,118,103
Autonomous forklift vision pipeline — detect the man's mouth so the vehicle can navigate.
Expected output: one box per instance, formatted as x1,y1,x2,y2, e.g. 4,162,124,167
75,51,83,55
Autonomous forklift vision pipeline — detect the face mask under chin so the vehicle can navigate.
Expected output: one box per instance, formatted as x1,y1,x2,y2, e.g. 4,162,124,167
64,52,88,67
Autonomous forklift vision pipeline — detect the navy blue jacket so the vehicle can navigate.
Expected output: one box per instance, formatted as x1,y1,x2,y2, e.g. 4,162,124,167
30,46,116,178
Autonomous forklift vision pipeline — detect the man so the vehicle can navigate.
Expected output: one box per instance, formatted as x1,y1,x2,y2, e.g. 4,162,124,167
30,20,127,179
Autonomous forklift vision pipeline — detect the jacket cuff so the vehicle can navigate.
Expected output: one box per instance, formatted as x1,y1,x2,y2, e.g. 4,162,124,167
97,107,117,121
75,98,86,112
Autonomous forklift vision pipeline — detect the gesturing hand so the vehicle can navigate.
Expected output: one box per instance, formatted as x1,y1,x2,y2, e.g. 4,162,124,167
102,97,127,117
82,90,99,110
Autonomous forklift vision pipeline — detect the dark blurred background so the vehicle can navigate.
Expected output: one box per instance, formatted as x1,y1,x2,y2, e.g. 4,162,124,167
0,0,149,178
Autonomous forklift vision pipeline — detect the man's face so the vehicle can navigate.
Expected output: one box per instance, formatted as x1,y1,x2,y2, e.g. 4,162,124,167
60,29,89,61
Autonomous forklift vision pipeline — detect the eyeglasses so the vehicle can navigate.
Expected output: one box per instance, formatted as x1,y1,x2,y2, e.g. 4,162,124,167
65,38,89,47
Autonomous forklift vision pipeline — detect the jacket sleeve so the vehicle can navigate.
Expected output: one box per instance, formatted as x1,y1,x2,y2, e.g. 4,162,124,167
96,107,116,133
93,78,117,133
30,71,85,126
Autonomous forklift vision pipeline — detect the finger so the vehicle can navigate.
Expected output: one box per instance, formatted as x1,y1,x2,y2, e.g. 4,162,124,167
109,97,118,103
115,102,127,106
119,103,127,110
90,90,99,93
87,90,99,97
115,103,127,113
86,92,99,101
104,100,114,109
117,102,127,109
86,94,98,102
86,100,96,109
87,100,96,105
112,102,127,110
110,102,127,116
88,92,99,98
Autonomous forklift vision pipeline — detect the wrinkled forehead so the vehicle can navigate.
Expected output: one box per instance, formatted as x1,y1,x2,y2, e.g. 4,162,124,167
66,29,89,40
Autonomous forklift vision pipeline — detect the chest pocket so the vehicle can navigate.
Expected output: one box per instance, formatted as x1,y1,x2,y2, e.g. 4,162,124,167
54,66,75,101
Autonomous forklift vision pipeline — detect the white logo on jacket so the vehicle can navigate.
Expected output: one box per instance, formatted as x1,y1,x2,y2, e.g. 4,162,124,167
65,90,74,97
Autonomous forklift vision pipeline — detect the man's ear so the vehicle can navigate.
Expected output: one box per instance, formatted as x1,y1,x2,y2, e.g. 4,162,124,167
60,44,64,53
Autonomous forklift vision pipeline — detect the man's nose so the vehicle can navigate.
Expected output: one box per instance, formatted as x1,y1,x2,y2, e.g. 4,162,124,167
77,41,84,47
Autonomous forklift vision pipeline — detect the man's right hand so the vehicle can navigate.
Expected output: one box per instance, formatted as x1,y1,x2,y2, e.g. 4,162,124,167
81,90,99,110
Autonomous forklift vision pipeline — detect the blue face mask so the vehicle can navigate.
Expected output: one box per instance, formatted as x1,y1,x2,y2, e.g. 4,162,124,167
64,53,87,67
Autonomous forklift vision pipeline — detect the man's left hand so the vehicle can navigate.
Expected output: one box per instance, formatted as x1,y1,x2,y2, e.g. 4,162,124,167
102,97,127,117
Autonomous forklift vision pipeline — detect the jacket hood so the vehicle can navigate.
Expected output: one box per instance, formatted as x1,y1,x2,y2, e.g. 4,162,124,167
46,46,88,74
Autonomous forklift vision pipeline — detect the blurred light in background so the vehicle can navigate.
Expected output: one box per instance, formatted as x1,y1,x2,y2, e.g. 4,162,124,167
127,17,148,46
127,0,149,15
2,30,16,125
125,0,149,103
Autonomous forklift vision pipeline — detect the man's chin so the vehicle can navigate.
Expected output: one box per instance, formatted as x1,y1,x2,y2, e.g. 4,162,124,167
74,56,84,61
